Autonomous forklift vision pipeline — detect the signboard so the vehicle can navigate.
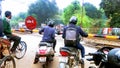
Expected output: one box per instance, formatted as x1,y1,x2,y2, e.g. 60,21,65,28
25,16,37,30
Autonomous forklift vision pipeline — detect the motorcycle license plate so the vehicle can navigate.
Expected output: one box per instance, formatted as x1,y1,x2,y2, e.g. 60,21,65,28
70,56,74,59
39,57,46,63
59,57,68,63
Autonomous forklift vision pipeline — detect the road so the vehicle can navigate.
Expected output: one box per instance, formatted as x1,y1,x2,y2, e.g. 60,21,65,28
14,33,97,68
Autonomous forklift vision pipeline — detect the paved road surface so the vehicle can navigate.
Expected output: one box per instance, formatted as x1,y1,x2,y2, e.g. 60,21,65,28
14,33,97,68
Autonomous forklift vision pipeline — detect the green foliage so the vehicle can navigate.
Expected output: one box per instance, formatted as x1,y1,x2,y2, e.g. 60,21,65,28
63,0,82,25
84,3,102,19
10,12,28,28
62,0,94,28
100,0,120,27
75,13,93,28
110,14,120,27
28,0,59,27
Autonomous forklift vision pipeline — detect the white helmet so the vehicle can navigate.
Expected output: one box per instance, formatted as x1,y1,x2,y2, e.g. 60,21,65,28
69,16,77,24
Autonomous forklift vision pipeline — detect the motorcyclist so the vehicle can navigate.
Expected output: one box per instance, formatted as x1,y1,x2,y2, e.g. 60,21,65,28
39,20,56,51
2,11,21,53
33,20,56,64
62,16,88,64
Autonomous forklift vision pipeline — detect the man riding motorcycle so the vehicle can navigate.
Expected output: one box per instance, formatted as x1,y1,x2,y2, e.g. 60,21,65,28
33,20,56,64
62,16,88,64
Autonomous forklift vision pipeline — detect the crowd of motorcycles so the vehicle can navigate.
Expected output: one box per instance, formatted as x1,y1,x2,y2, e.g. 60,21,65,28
36,41,120,68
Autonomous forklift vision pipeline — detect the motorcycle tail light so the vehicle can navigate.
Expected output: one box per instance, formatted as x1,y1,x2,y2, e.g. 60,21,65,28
38,46,47,55
103,49,109,54
39,49,47,55
60,51,70,56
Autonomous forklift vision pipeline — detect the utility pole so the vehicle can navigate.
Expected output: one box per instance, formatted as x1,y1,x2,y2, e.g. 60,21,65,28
81,0,84,26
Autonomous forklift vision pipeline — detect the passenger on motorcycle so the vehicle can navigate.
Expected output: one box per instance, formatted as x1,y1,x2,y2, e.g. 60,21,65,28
33,20,56,64
62,16,88,63
2,11,21,53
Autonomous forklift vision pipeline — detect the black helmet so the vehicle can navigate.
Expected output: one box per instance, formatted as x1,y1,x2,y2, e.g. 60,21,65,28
69,16,77,24
48,20,54,27
5,11,11,17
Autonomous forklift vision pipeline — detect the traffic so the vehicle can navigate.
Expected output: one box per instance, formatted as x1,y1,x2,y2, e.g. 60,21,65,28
0,0,120,68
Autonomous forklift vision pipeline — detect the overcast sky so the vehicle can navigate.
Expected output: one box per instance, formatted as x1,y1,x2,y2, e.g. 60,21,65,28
1,0,101,16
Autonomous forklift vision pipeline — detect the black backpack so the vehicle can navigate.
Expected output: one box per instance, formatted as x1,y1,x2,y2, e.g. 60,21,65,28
65,26,77,46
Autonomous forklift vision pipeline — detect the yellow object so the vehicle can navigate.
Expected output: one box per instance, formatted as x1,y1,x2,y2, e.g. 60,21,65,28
105,36,119,40
88,34,95,37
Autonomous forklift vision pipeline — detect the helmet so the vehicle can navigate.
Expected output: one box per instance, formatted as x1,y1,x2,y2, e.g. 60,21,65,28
69,16,77,24
108,48,120,67
48,20,54,27
5,11,11,17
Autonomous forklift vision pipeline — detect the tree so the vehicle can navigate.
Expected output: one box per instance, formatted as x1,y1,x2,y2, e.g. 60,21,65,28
63,0,81,25
83,2,106,28
83,3,102,19
28,0,58,27
100,0,120,27
62,0,93,28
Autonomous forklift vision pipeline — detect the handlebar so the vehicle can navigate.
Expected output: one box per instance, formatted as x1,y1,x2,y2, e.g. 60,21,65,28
87,52,105,56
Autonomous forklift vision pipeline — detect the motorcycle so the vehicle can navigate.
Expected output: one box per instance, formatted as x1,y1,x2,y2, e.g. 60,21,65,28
86,47,120,68
36,41,54,68
59,47,84,68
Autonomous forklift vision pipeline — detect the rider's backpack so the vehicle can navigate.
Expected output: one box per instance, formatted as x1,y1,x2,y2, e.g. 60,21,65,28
65,26,77,46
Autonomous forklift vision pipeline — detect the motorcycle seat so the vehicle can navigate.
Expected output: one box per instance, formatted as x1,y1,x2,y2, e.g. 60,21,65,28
60,47,78,56
39,42,53,47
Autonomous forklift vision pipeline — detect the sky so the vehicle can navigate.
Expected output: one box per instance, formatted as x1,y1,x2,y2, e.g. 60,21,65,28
1,0,101,16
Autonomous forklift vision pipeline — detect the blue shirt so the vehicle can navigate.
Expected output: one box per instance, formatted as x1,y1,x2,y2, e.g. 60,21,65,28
39,26,55,42
62,24,88,42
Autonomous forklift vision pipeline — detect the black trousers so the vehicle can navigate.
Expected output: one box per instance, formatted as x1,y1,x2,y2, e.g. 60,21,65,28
42,39,56,51
6,34,21,52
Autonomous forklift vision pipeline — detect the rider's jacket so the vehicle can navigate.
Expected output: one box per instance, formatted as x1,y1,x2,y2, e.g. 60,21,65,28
39,26,55,42
2,17,12,35
0,19,4,37
62,23,88,43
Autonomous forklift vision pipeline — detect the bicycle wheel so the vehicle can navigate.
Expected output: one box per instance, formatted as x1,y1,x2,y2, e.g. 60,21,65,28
0,56,16,68
15,41,27,59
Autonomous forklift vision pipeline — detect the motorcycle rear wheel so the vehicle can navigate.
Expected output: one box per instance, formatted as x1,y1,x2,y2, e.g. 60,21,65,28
42,64,47,68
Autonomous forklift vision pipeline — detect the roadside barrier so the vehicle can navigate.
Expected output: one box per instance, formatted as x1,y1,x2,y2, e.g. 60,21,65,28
88,34,120,40
12,29,39,33
12,28,120,40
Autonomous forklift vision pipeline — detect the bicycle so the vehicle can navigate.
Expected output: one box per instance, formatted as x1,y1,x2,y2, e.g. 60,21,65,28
0,37,16,68
2,34,27,59
0,36,27,68
0,56,16,68
10,40,27,59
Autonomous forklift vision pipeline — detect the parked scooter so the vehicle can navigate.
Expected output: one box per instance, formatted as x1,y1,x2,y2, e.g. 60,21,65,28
59,47,84,68
35,41,54,68
86,47,120,68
